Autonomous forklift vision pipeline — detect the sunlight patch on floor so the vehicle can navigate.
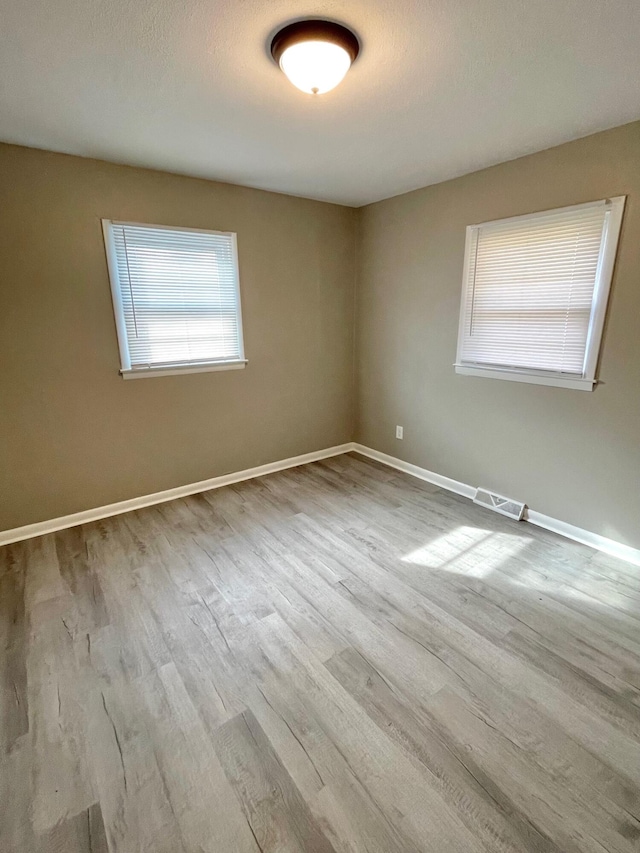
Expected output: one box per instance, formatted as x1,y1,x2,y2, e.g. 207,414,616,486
401,525,532,577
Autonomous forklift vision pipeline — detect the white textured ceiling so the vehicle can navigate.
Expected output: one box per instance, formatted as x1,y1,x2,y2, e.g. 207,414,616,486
1,0,639,206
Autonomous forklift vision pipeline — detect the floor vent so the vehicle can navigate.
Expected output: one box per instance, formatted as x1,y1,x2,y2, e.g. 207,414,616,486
473,488,526,521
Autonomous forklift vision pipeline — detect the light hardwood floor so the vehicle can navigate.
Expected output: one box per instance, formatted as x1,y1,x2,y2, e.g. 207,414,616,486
2,452,640,852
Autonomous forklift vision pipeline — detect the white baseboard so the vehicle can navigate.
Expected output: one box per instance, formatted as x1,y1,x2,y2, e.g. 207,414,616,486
352,443,640,567
4,440,639,567
524,509,640,567
351,444,476,499
0,443,354,547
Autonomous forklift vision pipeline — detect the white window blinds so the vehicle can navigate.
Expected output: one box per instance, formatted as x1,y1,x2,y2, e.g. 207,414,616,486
103,221,245,376
455,197,625,389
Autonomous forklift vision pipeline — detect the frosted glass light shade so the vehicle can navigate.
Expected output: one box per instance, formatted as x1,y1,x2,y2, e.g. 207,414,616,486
270,20,360,96
279,41,352,95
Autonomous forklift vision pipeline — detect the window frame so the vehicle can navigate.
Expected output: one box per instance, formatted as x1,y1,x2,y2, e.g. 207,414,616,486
454,197,625,391
102,219,247,379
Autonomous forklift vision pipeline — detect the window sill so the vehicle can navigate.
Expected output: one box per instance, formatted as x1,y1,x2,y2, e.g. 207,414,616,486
121,360,248,379
454,364,595,391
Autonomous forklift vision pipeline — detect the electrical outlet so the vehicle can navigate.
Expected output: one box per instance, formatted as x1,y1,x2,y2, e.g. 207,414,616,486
395,425,404,440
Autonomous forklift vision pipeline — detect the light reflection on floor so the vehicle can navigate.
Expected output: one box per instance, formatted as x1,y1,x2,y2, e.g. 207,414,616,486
401,524,636,611
401,525,532,578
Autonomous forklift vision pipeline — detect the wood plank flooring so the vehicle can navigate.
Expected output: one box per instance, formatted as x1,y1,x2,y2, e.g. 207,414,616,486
2,451,640,852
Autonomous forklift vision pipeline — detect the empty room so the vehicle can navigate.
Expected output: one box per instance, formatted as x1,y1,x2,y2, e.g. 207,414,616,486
2,1,640,851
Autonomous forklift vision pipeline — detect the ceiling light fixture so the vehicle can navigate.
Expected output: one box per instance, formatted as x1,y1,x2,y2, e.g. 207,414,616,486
270,20,360,95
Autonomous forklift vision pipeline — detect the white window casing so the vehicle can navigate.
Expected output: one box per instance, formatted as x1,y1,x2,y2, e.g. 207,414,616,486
455,197,625,390
102,220,246,378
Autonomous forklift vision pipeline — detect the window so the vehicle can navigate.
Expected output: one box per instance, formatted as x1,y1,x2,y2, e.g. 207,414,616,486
102,220,246,378
455,197,625,390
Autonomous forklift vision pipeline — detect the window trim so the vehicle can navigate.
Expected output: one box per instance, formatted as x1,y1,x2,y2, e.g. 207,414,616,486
454,196,626,391
102,219,247,378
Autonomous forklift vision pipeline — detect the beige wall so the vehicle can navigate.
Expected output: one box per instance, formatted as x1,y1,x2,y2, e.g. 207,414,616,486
356,121,640,550
3,123,639,548
0,144,356,530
